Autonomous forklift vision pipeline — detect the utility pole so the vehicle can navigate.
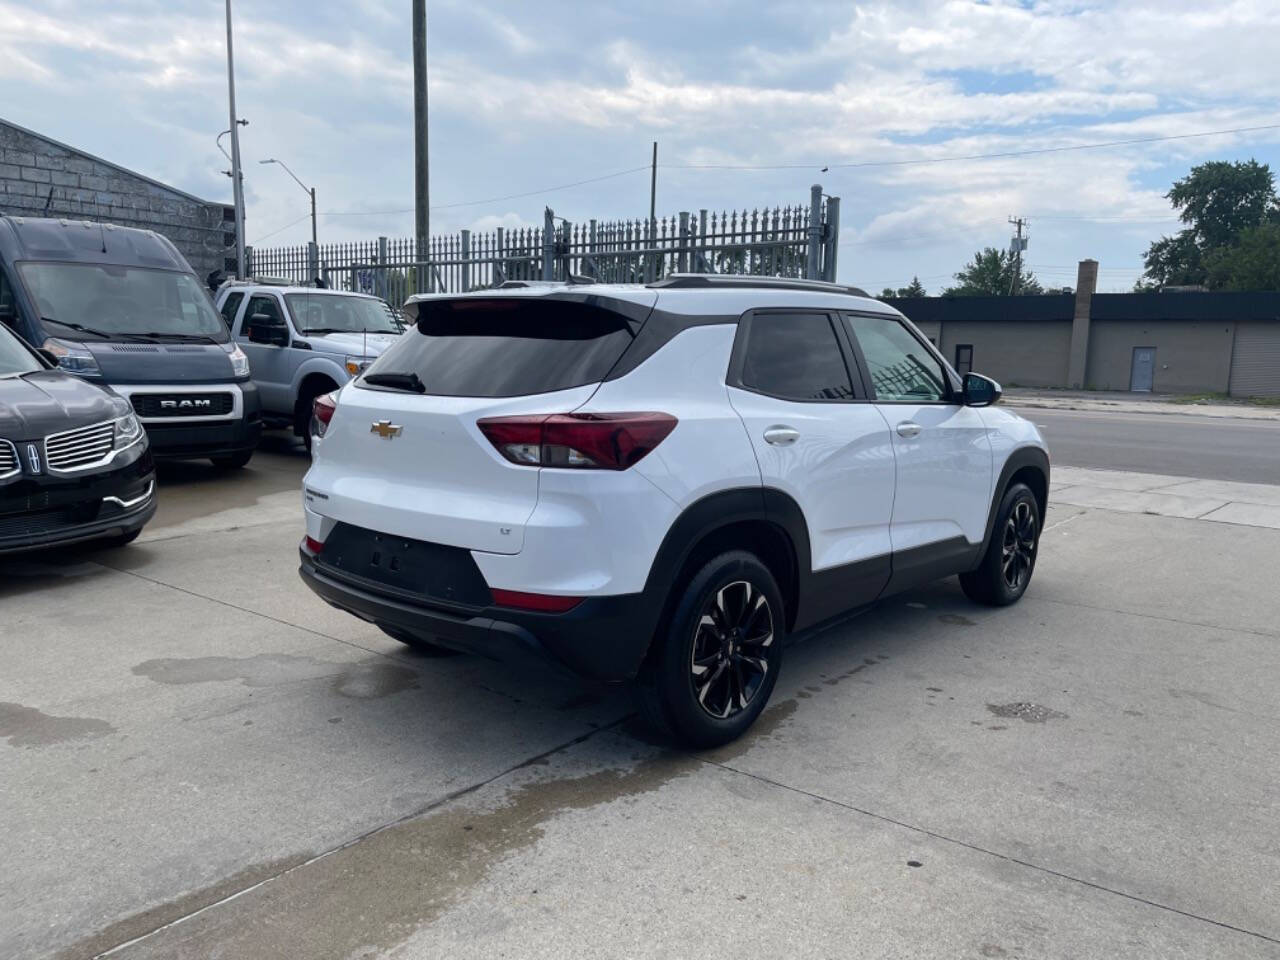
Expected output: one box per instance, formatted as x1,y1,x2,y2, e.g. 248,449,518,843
224,0,246,279
413,0,430,288
649,141,657,227
1008,216,1028,295
259,158,316,245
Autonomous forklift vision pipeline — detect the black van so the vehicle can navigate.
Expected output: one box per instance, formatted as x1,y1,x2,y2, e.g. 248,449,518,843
0,216,261,467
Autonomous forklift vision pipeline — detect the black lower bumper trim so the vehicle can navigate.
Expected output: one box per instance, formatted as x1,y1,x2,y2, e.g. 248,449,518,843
300,553,657,682
0,494,155,555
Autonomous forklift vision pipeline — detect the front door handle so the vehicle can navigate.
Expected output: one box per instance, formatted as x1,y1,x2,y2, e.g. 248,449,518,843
896,421,922,439
763,425,800,446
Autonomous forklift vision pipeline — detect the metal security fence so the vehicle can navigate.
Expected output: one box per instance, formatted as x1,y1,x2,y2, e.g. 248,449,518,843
248,185,840,303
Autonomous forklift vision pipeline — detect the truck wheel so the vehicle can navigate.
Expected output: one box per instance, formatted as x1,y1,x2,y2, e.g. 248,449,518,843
959,482,1040,606
211,450,253,470
636,551,784,748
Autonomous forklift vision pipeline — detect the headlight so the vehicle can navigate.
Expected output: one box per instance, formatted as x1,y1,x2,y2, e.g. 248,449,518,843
344,355,373,377
228,345,250,379
43,338,102,377
113,413,143,450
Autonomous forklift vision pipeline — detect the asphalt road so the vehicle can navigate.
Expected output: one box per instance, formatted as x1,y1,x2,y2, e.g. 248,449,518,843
1009,406,1280,484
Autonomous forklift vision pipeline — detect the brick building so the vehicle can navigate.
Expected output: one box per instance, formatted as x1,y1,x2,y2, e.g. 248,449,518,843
0,118,234,281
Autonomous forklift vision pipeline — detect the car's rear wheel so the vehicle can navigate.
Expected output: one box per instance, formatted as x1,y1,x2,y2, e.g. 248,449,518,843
959,481,1040,606
378,624,460,657
637,551,784,748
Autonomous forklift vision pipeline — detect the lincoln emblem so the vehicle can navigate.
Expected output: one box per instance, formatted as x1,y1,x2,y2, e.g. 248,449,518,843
370,420,403,440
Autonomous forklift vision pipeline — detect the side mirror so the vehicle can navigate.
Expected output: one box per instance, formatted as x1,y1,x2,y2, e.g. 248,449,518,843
963,372,1002,407
247,313,289,347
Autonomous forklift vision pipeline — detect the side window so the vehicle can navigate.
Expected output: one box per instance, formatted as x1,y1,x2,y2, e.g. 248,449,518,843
245,295,284,326
220,292,244,330
954,344,973,376
0,268,16,332
847,314,949,403
738,313,854,402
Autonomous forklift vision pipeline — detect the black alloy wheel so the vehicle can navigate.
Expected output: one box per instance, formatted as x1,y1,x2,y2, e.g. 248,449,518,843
1001,499,1037,591
690,580,775,720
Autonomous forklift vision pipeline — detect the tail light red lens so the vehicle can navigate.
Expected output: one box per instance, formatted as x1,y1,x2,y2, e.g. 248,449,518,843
491,588,583,613
303,535,325,556
476,412,677,470
312,392,338,438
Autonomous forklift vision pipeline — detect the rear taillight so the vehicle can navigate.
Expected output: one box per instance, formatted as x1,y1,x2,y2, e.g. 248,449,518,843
491,588,582,613
312,392,338,438
302,535,325,556
476,412,677,470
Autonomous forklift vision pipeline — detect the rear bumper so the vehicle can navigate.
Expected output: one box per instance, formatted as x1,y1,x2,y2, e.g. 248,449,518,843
299,550,657,682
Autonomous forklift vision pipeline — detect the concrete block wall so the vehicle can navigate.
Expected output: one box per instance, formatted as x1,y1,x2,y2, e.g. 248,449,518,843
0,120,233,282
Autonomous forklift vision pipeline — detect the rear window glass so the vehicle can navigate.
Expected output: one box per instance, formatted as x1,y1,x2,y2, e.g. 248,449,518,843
361,299,634,397
738,312,854,401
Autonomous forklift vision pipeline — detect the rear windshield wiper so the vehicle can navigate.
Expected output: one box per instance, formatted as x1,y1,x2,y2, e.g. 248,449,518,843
362,371,426,394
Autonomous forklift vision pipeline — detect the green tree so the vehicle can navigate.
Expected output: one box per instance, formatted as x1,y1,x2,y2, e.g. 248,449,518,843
880,276,928,298
943,247,1042,296
1205,221,1280,290
1139,159,1278,288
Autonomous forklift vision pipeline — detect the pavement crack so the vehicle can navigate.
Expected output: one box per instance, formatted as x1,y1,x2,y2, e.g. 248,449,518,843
1034,594,1280,640
91,714,632,959
94,561,411,664
698,757,1280,947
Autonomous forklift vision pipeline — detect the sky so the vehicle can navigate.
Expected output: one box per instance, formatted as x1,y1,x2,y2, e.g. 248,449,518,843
2,0,1279,292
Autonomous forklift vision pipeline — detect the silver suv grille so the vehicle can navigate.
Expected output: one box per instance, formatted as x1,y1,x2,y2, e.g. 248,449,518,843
0,439,16,478
45,421,115,472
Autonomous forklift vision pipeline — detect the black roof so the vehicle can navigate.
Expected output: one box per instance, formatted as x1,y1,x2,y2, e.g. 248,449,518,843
884,290,1280,324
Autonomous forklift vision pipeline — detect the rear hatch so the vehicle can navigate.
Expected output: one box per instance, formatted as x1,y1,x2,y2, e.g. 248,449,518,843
304,290,655,555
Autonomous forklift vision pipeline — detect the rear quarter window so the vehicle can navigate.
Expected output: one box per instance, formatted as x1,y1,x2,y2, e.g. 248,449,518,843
362,298,635,397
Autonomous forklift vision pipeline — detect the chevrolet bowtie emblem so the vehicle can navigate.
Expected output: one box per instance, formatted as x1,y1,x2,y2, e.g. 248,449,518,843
370,420,403,439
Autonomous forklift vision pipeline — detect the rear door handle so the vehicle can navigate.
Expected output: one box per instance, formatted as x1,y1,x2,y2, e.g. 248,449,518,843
895,421,922,439
763,426,800,446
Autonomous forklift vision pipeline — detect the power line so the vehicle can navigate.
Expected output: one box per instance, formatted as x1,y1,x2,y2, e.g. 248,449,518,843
251,212,312,244
660,122,1280,171
321,166,651,218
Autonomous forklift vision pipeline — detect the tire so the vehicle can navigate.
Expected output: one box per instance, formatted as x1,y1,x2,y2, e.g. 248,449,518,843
379,624,460,657
960,481,1041,606
636,551,785,748
211,450,253,470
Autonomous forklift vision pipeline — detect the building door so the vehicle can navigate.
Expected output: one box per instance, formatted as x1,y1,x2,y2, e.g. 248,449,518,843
1229,323,1280,398
954,344,973,376
1130,347,1156,392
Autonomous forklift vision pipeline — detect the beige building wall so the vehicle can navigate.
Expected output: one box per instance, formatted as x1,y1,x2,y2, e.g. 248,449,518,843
1085,320,1236,393
938,320,1072,387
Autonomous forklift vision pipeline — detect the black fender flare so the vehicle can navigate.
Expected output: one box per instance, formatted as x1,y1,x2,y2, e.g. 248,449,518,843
977,446,1051,561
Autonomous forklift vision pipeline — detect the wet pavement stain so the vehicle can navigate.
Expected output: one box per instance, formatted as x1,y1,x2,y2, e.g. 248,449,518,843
938,613,976,626
69,756,702,960
0,701,116,749
132,655,420,701
986,702,1068,723
50,855,312,960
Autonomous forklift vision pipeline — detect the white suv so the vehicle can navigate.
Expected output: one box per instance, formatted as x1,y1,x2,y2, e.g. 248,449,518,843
299,276,1049,746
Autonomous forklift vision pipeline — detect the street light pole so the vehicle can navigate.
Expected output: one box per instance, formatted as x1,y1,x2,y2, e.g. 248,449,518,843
224,0,246,279
259,159,316,245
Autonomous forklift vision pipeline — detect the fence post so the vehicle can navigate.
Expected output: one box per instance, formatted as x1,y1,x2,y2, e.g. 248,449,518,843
542,208,555,281
806,184,823,279
245,245,254,278
376,236,388,299
461,229,472,292
678,212,690,274
306,242,319,281
821,197,840,283
494,227,505,286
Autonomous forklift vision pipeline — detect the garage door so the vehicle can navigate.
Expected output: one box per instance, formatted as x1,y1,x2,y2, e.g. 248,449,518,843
1229,322,1280,398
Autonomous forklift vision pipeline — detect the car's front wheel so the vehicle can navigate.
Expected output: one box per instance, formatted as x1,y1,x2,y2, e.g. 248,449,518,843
959,481,1041,606
637,551,784,748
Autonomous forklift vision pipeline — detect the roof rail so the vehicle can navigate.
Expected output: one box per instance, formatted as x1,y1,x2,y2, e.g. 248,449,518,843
219,275,298,288
649,273,870,298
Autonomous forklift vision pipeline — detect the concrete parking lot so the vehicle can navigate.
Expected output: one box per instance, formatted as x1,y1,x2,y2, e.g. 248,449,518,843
3,421,1279,959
